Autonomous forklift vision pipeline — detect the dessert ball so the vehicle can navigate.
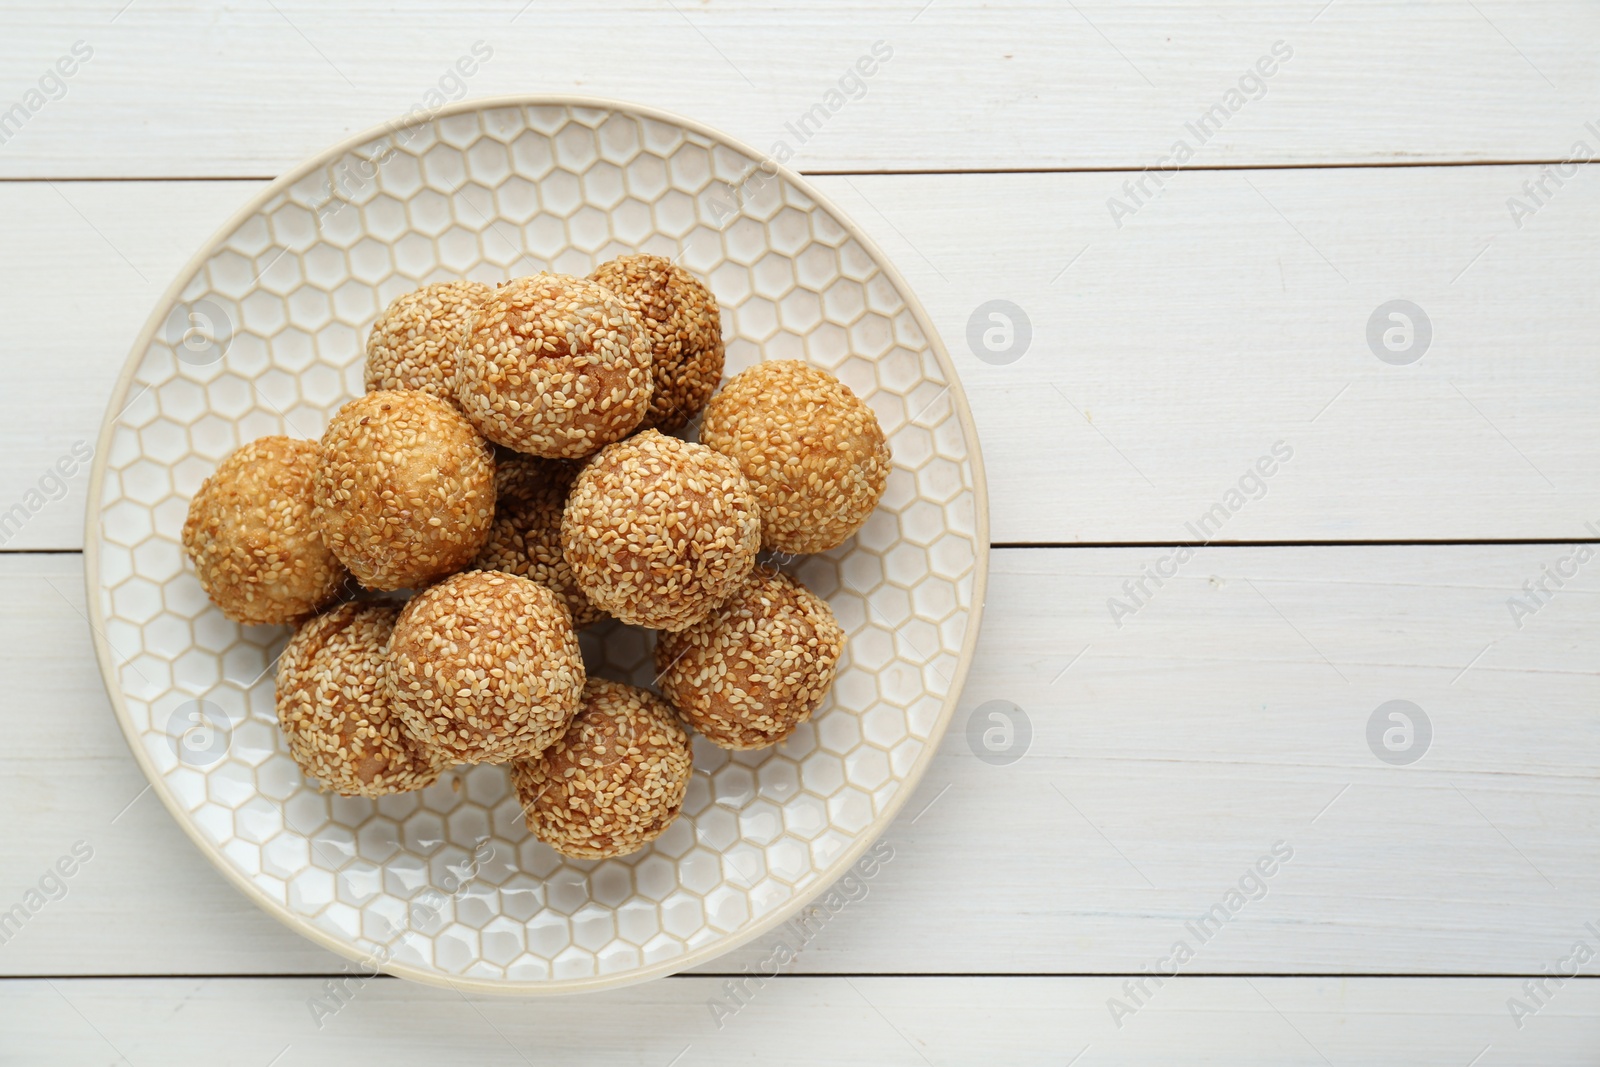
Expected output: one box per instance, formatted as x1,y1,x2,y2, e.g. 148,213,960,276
364,280,492,400
276,602,445,796
510,678,693,859
589,254,723,433
700,360,891,554
453,273,652,458
472,452,601,628
312,390,495,591
387,571,585,764
181,436,346,625
655,569,844,749
561,430,760,631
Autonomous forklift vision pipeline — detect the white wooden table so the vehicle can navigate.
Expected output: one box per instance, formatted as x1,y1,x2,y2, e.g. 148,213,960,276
3,2,1598,1063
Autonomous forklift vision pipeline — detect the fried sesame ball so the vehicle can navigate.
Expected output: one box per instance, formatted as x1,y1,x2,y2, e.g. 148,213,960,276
453,273,652,458
387,571,585,764
561,430,760,631
472,452,602,627
181,436,346,625
275,602,445,797
589,254,723,433
312,390,495,591
364,280,492,400
510,678,692,859
700,360,892,555
655,569,844,750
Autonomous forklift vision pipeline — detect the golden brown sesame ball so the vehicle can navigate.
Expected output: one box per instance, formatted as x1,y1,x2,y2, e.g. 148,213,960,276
275,602,445,797
181,436,346,625
364,280,492,401
561,430,760,631
472,452,602,628
453,273,652,458
312,390,495,591
589,254,723,433
510,678,692,859
700,360,892,555
387,571,585,764
655,569,844,750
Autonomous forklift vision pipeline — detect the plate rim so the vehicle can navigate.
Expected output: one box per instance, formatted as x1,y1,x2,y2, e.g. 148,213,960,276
82,92,991,995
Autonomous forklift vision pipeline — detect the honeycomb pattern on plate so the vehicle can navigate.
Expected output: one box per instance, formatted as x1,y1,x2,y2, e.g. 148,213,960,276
90,101,982,991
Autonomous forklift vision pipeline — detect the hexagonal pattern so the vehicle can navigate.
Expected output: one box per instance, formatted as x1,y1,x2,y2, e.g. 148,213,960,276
88,102,983,992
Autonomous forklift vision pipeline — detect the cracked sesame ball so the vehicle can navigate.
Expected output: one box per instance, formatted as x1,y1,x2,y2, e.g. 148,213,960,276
510,678,693,859
453,273,652,458
275,601,446,797
472,452,602,628
181,436,346,625
561,430,760,631
387,571,585,764
655,568,844,750
312,390,496,592
364,280,492,401
589,254,724,433
700,360,891,555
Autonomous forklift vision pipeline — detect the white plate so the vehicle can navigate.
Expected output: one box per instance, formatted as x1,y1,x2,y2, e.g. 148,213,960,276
84,96,988,994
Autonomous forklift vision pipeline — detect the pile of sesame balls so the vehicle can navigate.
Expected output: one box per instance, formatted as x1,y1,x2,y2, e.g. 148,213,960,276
180,254,891,859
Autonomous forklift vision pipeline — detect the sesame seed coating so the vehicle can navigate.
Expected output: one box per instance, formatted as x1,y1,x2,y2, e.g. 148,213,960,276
312,390,496,592
275,602,446,797
510,678,692,859
453,273,653,458
700,360,892,555
181,436,347,625
364,280,493,401
561,430,760,632
589,254,724,433
472,451,602,628
655,569,844,750
387,571,585,765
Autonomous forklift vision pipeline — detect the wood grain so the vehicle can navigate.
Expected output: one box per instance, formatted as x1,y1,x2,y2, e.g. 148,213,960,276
4,2,1597,1051
5,546,1595,977
4,976,1598,1065
4,166,1598,550
1,2,1596,177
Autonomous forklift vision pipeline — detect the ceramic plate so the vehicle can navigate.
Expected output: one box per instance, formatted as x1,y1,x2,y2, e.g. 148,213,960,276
85,96,987,993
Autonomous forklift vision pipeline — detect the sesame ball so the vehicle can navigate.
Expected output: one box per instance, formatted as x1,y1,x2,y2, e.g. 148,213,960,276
700,360,891,555
453,273,652,458
387,571,585,764
312,390,496,591
275,602,445,797
655,569,844,750
472,452,602,628
589,254,723,432
510,678,692,859
181,436,346,625
364,280,492,401
561,430,760,631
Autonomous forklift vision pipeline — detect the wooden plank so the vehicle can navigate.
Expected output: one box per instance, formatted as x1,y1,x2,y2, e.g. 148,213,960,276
2,2,1596,177
4,545,1596,977
4,976,1598,1065
4,166,1598,549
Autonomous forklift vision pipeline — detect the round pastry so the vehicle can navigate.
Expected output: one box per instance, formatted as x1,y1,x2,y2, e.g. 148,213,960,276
387,571,585,764
363,280,492,400
510,678,693,859
312,390,496,591
589,253,723,433
275,602,444,797
472,452,601,628
655,569,844,750
453,273,652,458
700,360,891,555
181,436,346,625
561,430,760,631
